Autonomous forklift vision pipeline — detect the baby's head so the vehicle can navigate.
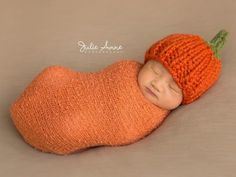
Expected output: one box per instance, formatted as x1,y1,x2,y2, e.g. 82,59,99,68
138,59,183,110
138,30,228,111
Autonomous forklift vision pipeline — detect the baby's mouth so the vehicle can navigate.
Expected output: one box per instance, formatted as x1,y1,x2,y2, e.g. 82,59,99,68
145,86,158,98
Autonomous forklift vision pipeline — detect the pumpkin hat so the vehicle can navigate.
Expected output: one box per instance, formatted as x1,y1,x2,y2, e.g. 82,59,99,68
144,29,229,105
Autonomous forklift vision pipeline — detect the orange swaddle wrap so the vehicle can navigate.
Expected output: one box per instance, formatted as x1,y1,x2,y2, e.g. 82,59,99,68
10,59,170,155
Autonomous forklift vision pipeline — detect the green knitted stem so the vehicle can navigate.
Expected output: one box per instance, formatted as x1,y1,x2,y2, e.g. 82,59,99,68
206,29,229,59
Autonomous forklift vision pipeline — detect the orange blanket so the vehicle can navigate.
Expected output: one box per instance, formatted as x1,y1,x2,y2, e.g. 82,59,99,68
9,59,170,155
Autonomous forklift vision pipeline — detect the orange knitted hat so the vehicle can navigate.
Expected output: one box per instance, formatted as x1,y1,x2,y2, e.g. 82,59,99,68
144,29,228,105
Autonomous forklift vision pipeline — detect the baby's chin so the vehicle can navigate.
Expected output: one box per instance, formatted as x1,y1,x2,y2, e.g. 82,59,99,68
140,87,164,109
153,102,177,111
141,89,179,111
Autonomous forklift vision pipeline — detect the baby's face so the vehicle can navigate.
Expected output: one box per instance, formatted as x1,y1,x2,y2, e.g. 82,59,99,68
138,60,183,110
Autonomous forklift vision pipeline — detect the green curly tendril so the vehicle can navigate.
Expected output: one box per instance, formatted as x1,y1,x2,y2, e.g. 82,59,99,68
205,29,229,59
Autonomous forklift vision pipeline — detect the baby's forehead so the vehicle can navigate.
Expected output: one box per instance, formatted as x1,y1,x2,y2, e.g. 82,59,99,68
150,60,165,70
149,60,175,79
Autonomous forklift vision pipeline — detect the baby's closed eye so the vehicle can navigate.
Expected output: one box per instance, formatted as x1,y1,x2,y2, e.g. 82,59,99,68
169,83,181,94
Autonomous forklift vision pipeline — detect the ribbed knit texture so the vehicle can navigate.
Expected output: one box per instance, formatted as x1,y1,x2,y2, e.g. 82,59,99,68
144,30,228,105
9,60,170,155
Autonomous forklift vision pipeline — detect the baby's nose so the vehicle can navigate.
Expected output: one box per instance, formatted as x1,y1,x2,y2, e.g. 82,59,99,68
151,79,164,92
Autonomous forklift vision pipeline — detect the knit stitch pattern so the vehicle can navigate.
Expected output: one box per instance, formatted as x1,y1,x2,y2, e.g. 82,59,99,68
10,59,170,155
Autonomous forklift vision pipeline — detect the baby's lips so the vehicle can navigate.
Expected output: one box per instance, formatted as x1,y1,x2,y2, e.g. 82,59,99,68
145,86,158,98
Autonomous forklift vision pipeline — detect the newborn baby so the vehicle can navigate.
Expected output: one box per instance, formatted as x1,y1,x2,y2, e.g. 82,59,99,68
10,60,171,155
9,30,227,155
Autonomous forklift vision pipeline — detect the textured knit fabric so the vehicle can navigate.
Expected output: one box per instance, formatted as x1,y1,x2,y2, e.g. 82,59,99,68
10,59,170,155
144,30,228,105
